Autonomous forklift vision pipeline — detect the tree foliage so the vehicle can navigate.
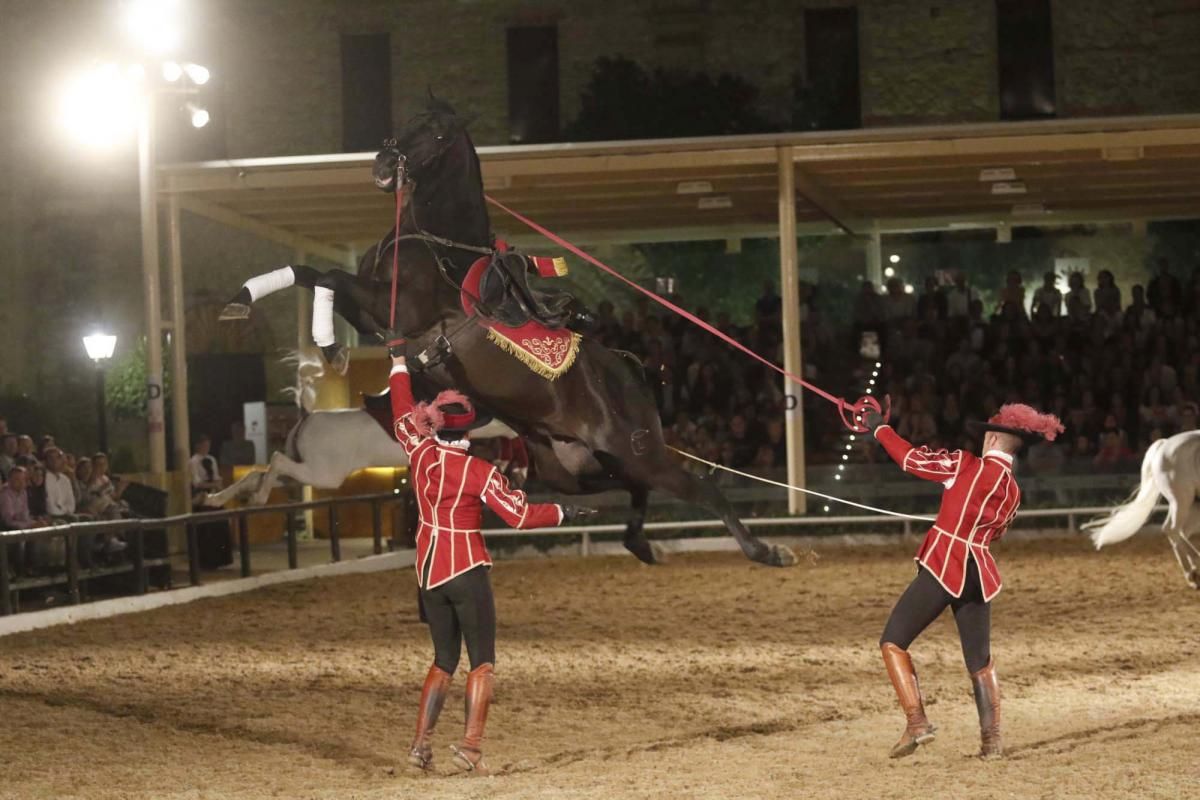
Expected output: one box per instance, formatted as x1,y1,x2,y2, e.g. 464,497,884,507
104,337,171,420
563,56,779,142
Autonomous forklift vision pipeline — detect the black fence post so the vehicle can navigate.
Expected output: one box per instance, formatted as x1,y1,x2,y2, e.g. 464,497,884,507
238,514,251,578
0,541,11,616
329,505,340,562
286,511,298,570
66,531,80,605
186,522,201,586
372,500,383,555
132,524,147,595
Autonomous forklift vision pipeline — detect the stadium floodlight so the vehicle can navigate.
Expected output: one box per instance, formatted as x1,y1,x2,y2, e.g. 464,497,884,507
884,267,895,278
904,284,914,294
58,63,139,146
183,62,210,85
121,0,183,54
889,254,900,264
186,102,209,128
162,61,183,81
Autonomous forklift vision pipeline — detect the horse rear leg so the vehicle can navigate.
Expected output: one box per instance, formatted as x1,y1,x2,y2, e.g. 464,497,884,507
202,470,266,507
1160,478,1200,588
622,484,666,566
625,454,796,568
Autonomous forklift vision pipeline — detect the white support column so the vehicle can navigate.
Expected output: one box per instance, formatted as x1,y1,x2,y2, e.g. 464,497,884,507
138,95,166,473
866,230,884,288
294,249,310,350
778,146,807,515
166,194,190,489
294,248,314,541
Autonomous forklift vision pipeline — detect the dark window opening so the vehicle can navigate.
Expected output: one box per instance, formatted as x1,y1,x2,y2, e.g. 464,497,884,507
996,0,1056,119
803,7,861,130
341,33,392,152
507,26,559,144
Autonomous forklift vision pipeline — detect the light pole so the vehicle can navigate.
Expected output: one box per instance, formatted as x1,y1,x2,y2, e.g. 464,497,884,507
83,333,118,454
57,0,210,478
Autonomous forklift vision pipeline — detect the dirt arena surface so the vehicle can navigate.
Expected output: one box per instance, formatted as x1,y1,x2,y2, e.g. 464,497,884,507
1,533,1197,800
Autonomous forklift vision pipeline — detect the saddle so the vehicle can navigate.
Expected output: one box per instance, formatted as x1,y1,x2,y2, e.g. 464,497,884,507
475,250,587,330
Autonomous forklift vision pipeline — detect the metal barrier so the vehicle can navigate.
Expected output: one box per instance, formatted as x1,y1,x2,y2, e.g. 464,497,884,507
0,491,411,616
0,488,1156,617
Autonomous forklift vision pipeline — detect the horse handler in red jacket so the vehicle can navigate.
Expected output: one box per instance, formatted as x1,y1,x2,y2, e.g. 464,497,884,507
387,343,594,775
863,402,1063,760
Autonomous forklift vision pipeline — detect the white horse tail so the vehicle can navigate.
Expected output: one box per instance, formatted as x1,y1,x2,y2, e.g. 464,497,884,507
1083,437,1167,549
279,350,325,415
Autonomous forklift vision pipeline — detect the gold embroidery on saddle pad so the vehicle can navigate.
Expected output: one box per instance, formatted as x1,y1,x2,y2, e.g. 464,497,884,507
485,327,581,380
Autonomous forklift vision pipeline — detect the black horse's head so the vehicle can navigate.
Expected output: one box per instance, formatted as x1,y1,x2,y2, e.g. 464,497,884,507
373,95,473,193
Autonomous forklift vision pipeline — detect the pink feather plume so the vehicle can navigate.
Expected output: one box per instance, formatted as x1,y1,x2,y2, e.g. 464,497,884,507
989,404,1065,442
410,390,474,438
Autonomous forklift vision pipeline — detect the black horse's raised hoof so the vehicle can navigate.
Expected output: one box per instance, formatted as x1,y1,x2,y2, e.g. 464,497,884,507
764,544,798,568
623,532,665,565
219,302,252,321
321,343,350,376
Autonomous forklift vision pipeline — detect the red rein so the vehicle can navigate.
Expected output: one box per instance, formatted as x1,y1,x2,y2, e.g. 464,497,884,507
483,195,886,433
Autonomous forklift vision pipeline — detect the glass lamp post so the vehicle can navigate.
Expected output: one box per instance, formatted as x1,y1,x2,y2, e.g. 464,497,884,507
83,333,118,453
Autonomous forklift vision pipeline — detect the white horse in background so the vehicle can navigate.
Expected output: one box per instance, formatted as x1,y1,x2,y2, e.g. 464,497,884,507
1084,430,1200,589
203,353,519,508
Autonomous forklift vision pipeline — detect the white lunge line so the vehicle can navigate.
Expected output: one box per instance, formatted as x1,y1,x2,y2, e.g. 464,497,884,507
243,266,296,302
668,446,935,522
312,285,336,347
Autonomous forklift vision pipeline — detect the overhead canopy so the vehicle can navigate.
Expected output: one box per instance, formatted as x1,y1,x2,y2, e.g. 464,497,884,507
159,114,1200,263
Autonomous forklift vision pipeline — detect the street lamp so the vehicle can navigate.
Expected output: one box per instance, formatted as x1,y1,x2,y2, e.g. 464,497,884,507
83,333,118,453
56,0,210,476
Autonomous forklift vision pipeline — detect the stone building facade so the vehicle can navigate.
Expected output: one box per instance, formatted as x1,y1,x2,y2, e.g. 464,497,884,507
1,0,1197,456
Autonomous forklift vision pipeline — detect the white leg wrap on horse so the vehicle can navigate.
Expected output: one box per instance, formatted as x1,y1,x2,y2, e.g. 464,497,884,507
243,266,295,302
312,286,336,347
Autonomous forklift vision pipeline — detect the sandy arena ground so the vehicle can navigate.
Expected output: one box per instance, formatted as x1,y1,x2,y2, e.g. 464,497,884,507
1,533,1197,800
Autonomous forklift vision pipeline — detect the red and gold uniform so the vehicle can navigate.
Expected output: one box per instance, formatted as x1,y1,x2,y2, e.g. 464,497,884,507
872,403,1063,762
875,425,1020,602
389,364,562,590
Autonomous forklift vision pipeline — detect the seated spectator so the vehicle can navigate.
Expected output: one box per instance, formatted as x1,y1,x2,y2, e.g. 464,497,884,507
1,466,47,532
1146,257,1181,313
755,280,782,326
944,270,976,319
1027,437,1065,476
83,453,129,520
1094,270,1122,316
189,435,223,509
727,414,759,470
0,434,16,480
43,447,81,520
1031,272,1062,317
1092,431,1135,471
1065,272,1092,321
897,397,937,442
1178,401,1198,432
15,434,36,463
73,457,92,507
26,463,48,517
1066,435,1095,472
882,277,916,323
996,270,1026,317
916,276,947,320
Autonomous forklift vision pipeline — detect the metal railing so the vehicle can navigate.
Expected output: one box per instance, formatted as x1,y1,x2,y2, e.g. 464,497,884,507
0,491,410,616
1,485,1153,616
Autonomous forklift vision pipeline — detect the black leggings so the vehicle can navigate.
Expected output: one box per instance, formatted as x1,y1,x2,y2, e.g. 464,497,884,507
420,566,496,675
880,558,991,673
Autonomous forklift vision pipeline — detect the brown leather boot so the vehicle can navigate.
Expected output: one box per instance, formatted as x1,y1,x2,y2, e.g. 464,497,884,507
408,665,452,770
971,658,1002,759
881,643,937,758
450,663,494,775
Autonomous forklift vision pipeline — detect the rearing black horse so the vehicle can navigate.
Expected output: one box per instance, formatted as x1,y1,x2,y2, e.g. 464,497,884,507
222,99,795,569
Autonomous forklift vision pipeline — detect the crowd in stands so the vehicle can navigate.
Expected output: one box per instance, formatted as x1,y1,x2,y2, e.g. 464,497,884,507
0,418,130,579
585,256,1200,480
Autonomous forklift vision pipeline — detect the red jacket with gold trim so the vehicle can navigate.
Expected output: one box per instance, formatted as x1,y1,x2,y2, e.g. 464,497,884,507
390,366,564,589
876,425,1020,601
